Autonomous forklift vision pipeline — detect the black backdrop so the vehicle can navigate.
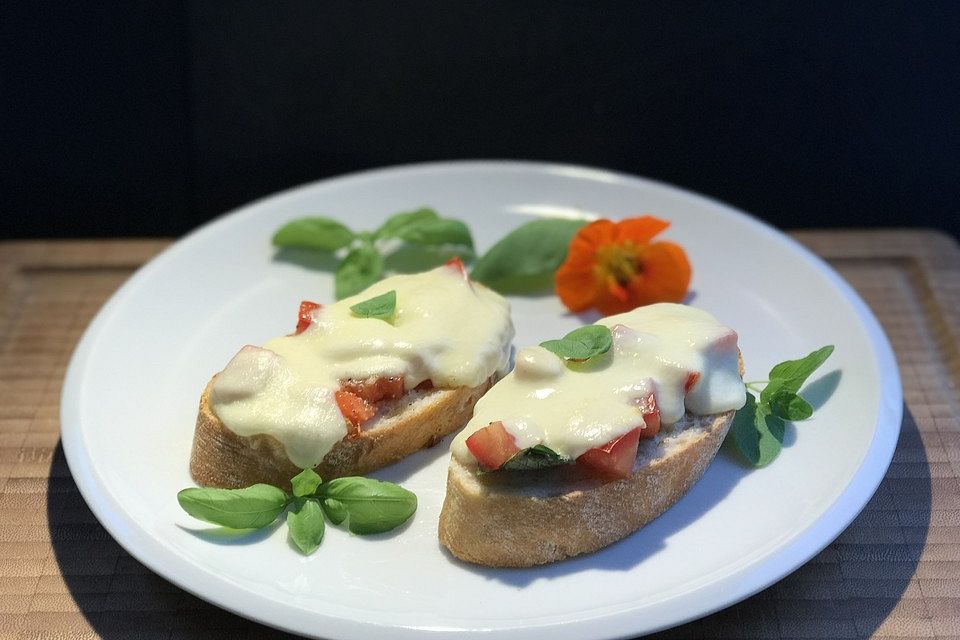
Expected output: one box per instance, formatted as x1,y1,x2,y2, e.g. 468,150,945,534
3,1,958,239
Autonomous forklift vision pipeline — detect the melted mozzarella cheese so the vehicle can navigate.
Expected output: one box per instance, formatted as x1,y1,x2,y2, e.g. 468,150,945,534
211,265,513,468
450,303,745,464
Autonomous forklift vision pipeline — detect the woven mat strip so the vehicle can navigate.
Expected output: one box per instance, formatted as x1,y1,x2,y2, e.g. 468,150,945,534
0,231,957,640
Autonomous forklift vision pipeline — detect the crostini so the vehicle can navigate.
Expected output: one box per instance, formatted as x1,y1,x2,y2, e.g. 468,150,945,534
190,259,514,489
438,303,745,567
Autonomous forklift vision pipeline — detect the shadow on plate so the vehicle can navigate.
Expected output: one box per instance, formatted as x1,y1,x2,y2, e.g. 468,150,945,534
645,403,930,639
47,404,926,639
47,442,304,639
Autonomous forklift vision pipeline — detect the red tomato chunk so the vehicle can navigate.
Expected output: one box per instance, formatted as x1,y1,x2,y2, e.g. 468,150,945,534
340,376,405,404
445,256,468,276
295,300,322,335
465,421,521,471
576,428,641,479
335,390,376,436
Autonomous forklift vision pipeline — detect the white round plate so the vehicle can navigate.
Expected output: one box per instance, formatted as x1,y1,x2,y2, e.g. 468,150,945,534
61,161,901,639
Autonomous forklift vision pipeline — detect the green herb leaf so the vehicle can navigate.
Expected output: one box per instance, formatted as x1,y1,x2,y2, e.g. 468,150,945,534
349,290,397,321
321,498,347,525
768,390,814,421
177,484,288,530
287,499,325,555
335,245,384,299
374,208,439,240
290,468,322,498
761,345,835,404
319,477,417,534
470,218,587,293
501,444,571,471
392,218,474,249
272,217,355,251
731,391,787,467
540,325,613,362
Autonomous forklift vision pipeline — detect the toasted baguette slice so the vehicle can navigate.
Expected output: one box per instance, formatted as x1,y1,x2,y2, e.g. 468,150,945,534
191,375,495,490
438,409,734,567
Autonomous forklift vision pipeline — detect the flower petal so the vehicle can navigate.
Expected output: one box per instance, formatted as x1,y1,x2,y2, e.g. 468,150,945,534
614,216,670,245
572,219,617,249
626,241,692,306
555,265,598,312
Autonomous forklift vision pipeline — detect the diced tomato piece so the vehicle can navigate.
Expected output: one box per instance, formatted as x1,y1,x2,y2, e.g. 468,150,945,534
295,300,322,335
414,379,434,391
636,392,661,439
576,428,641,479
340,376,405,403
335,390,376,436
374,376,405,401
465,421,521,471
684,372,701,394
445,256,468,277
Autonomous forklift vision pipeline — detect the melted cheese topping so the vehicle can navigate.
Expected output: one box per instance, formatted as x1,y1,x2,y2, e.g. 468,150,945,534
211,265,514,468
450,303,745,465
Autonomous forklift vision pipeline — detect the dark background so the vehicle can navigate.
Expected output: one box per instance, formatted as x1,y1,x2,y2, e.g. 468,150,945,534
3,1,958,240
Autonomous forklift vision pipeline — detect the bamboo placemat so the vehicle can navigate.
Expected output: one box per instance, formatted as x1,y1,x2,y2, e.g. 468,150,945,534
0,231,957,639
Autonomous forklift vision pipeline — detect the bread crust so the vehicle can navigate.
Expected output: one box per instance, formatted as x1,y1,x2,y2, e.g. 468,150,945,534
190,375,495,490
438,410,735,567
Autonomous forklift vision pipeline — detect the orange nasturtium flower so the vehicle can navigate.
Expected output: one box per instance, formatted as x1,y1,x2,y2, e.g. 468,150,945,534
555,216,691,315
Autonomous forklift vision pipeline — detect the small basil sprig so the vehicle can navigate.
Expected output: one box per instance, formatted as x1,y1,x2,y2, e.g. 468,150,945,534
471,218,587,293
350,290,396,321
177,469,417,555
731,345,834,467
273,208,473,299
540,325,613,362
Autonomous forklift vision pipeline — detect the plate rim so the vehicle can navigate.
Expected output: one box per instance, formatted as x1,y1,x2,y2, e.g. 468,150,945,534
59,160,902,639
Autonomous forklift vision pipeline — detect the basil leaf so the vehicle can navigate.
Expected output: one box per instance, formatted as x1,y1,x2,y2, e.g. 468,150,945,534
392,218,473,249
287,499,325,555
335,245,384,299
177,484,288,530
321,498,347,525
761,345,835,404
272,217,355,251
470,219,587,293
501,444,571,471
319,477,417,534
291,468,322,498
731,392,786,467
768,390,814,421
374,208,439,240
350,290,396,320
383,243,475,274
540,325,613,361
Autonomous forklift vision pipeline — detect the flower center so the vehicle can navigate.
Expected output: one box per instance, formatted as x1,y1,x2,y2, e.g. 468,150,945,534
595,242,640,286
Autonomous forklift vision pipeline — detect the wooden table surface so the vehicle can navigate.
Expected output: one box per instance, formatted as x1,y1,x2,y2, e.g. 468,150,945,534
0,230,958,639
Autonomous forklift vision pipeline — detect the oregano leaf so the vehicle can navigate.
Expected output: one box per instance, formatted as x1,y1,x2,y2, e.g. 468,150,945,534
761,345,835,403
540,325,613,362
768,391,814,421
349,290,396,321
